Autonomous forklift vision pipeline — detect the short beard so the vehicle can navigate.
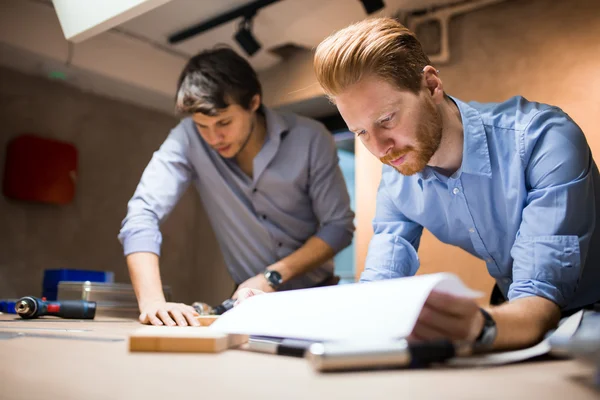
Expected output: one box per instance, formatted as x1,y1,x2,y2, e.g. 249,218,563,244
380,96,442,176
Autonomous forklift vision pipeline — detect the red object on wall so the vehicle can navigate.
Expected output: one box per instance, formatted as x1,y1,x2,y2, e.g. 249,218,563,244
2,134,78,205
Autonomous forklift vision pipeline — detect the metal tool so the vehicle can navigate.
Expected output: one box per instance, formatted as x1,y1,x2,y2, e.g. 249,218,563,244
15,296,96,319
0,331,123,342
306,339,470,372
192,298,236,316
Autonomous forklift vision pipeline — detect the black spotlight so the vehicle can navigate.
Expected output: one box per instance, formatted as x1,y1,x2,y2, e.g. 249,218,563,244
359,0,385,14
234,16,261,56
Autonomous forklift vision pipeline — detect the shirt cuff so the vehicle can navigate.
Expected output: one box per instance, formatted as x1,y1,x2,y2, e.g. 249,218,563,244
315,223,353,253
120,231,162,257
360,233,420,282
509,234,581,308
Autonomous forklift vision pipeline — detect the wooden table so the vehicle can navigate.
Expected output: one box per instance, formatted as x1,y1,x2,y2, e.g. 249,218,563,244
1,314,598,400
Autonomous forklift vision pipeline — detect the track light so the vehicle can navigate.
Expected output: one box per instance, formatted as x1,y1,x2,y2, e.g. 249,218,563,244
234,16,261,57
359,0,385,14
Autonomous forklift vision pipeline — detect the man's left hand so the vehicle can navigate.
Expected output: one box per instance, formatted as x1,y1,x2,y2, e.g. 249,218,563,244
409,290,484,343
233,273,275,299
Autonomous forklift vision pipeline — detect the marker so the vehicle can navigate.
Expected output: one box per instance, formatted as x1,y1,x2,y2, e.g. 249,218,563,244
306,339,469,372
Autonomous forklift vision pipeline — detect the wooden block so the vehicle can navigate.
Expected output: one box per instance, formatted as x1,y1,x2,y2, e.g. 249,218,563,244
128,326,248,353
195,315,218,326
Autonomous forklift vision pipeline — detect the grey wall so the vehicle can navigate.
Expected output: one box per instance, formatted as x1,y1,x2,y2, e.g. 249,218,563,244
0,67,233,306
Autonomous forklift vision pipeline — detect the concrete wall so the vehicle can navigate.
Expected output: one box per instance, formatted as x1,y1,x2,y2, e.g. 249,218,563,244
0,67,233,306
355,0,600,302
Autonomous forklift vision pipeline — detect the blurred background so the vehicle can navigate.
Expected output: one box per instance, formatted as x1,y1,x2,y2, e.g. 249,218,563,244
1,0,598,306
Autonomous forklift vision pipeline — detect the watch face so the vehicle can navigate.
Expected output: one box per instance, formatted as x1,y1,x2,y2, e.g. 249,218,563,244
265,270,282,287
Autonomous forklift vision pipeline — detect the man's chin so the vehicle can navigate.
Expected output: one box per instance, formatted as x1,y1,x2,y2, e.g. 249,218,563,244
215,145,237,158
391,162,426,176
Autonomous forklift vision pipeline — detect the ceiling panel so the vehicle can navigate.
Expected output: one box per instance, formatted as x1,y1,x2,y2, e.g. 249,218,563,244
120,0,465,70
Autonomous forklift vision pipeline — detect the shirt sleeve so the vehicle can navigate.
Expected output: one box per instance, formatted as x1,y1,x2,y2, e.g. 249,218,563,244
508,109,594,308
360,176,423,282
307,124,355,254
118,125,193,256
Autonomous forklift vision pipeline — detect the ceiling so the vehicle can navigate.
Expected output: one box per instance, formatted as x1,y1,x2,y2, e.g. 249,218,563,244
118,0,465,71
1,0,467,117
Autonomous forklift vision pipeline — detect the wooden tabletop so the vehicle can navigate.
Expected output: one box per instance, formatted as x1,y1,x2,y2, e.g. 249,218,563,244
1,314,598,400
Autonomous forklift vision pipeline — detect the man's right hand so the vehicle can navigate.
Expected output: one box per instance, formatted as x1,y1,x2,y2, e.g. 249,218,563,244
233,288,265,306
139,301,200,327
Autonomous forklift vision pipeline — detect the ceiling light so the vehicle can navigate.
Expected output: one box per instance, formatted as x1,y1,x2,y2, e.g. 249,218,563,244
234,17,261,57
360,0,385,14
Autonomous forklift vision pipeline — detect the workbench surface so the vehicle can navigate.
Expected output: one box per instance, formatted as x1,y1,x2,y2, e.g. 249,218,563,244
1,314,598,400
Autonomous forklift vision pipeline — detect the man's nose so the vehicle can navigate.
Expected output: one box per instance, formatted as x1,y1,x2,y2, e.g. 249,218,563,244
205,129,224,145
374,131,394,158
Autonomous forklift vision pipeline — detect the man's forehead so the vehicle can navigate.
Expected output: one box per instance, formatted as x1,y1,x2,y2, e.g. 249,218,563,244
193,107,233,121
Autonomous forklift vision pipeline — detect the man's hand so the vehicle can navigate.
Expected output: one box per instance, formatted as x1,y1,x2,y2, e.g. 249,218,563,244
139,301,200,327
233,288,266,306
409,291,484,343
233,273,274,299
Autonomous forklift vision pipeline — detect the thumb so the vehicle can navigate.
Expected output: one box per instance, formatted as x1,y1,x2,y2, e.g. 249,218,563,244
234,288,264,306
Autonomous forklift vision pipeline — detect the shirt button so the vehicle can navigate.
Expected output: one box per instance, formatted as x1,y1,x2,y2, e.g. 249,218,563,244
262,215,267,220
252,188,257,193
452,188,460,195
278,242,283,248
468,228,475,233
486,258,492,263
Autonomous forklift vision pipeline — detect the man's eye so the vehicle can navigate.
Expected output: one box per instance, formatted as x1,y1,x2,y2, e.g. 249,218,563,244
356,130,366,136
381,113,395,125
219,120,232,126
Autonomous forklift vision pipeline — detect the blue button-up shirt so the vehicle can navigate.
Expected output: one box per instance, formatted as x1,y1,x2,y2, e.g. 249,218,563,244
119,107,355,290
362,96,600,311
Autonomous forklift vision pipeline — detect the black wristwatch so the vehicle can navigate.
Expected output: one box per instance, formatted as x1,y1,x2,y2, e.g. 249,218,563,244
474,308,497,351
263,269,283,290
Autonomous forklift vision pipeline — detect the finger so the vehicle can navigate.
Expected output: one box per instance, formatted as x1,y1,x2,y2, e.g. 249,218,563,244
169,309,188,327
183,310,200,327
184,305,200,316
148,314,164,326
158,310,176,326
426,291,479,318
406,334,422,344
411,320,448,341
417,304,470,340
238,288,256,301
139,311,163,326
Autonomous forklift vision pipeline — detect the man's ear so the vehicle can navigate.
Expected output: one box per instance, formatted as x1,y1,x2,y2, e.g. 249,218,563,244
422,66,444,104
250,94,261,112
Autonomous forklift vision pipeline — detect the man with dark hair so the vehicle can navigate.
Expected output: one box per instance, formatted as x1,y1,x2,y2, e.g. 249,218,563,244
119,47,354,327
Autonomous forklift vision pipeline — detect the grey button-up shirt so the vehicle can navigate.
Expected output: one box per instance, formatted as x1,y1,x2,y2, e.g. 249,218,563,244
118,107,355,290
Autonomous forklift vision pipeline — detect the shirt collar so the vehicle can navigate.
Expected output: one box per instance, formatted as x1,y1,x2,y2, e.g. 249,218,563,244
262,105,289,140
417,95,492,182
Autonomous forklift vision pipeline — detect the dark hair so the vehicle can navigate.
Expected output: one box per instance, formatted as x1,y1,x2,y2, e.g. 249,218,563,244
175,46,262,116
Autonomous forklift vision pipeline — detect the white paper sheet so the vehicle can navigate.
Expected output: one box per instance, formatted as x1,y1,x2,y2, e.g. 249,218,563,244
209,273,482,342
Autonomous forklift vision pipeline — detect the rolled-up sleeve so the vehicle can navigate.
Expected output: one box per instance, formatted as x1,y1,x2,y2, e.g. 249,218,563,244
508,111,594,308
118,125,193,256
307,126,355,253
360,179,423,282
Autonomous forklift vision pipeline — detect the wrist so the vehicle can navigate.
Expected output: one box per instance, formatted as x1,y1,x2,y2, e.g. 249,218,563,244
473,308,498,351
139,296,166,309
268,261,292,281
263,269,283,290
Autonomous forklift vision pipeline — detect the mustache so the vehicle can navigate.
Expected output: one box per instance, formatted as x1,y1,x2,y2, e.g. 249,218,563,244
380,147,413,164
